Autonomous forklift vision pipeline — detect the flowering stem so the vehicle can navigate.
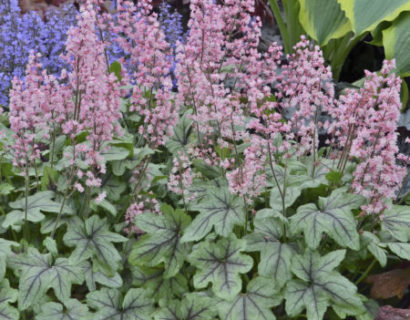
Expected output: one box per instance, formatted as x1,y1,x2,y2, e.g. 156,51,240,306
23,160,30,241
50,191,67,240
355,258,376,285
267,142,286,216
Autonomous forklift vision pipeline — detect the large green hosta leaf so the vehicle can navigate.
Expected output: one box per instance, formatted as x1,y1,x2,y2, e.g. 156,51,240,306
0,280,18,320
131,265,188,302
63,215,127,272
129,205,192,278
381,205,410,242
189,235,253,300
218,277,281,320
8,248,83,310
154,293,216,320
36,299,92,320
298,0,351,45
285,250,365,320
290,188,362,249
181,187,245,242
86,288,154,320
337,0,410,35
383,12,410,76
244,210,294,288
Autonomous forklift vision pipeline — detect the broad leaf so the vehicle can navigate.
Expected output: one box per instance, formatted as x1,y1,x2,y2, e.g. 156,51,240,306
166,112,193,153
290,188,362,249
298,0,351,45
8,247,83,310
381,205,410,242
154,293,216,320
87,288,154,320
9,191,73,215
189,235,253,300
244,210,294,287
361,232,387,267
131,265,188,301
101,146,130,162
219,277,281,320
383,12,410,76
337,0,410,35
0,280,18,320
63,215,127,272
80,261,123,291
387,243,410,260
181,187,245,242
36,299,92,320
4,191,73,228
0,239,18,280
285,250,365,320
129,205,192,278
112,147,154,176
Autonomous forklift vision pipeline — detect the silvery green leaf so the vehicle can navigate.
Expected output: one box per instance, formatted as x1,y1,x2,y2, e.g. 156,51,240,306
285,250,364,320
131,265,188,302
63,215,127,272
129,205,192,278
0,279,18,320
8,248,83,310
218,277,281,320
381,205,410,242
189,235,253,300
360,232,387,267
181,186,244,242
290,188,362,249
387,242,410,260
244,211,294,288
87,288,154,320
154,293,216,320
36,299,92,320
80,261,123,291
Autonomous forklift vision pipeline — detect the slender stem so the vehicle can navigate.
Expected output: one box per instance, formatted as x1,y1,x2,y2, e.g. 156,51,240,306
50,192,67,239
355,259,376,285
267,142,286,215
23,160,30,241
269,0,291,54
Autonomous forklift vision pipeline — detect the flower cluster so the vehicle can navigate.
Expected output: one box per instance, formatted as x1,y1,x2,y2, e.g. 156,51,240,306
328,60,408,213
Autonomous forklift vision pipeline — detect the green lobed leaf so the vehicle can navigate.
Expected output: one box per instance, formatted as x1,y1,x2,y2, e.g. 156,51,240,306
361,232,387,267
387,242,410,260
381,205,410,242
8,247,83,310
244,210,294,288
154,293,216,320
129,204,192,278
337,0,410,36
166,112,193,154
0,279,18,320
63,215,127,272
285,250,365,320
80,261,123,291
189,235,253,300
101,145,130,162
131,265,188,302
290,188,362,249
3,191,73,229
36,299,92,320
181,186,245,242
298,0,351,46
86,288,154,320
0,239,18,280
218,277,281,320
